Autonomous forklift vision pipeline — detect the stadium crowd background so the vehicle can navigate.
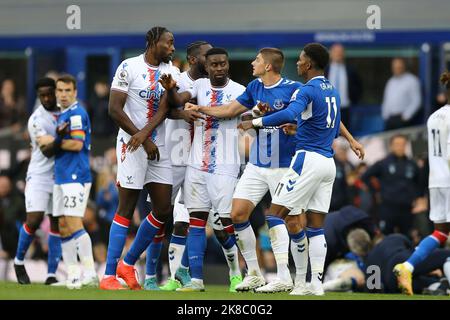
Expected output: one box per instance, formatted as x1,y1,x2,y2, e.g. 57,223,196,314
0,0,450,289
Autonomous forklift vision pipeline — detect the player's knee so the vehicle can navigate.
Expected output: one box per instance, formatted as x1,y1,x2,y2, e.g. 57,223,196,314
26,214,44,231
173,221,189,236
231,209,248,224
431,230,448,246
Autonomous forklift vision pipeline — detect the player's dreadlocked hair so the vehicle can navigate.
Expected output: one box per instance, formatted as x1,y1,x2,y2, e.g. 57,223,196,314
145,26,170,50
303,43,330,71
186,41,210,59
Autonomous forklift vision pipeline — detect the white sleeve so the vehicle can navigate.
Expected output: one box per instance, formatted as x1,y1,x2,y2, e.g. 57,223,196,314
111,60,132,93
28,116,47,141
186,79,200,99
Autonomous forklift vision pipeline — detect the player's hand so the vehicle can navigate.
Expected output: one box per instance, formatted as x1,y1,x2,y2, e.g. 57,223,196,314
143,139,160,161
252,102,271,117
56,122,69,138
279,123,297,135
349,139,365,160
127,130,148,152
181,109,205,123
238,120,254,131
158,74,177,90
184,102,199,112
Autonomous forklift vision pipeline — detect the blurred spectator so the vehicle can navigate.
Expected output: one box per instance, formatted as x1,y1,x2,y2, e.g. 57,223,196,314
347,163,373,213
362,134,422,236
330,139,353,211
0,79,27,133
381,58,421,130
83,200,109,263
0,175,25,258
96,170,119,223
88,78,117,137
325,43,362,130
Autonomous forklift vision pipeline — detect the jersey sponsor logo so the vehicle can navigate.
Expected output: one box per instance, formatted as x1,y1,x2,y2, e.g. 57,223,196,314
139,88,161,100
70,115,82,130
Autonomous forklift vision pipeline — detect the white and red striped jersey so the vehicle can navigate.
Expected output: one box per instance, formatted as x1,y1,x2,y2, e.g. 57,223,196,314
186,78,245,177
111,54,180,146
165,71,196,166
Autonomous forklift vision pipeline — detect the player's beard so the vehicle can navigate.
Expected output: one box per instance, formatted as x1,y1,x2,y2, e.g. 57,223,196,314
161,54,173,64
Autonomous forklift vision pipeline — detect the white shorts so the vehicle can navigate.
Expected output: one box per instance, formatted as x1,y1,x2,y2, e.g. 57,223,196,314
116,136,172,189
184,166,237,217
172,165,187,204
173,188,189,224
429,187,450,223
53,182,92,217
272,150,336,215
24,176,53,214
233,162,288,206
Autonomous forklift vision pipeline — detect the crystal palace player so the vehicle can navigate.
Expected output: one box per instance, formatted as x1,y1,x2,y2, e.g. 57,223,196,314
100,26,182,290
150,47,246,292
14,77,62,285
394,71,450,295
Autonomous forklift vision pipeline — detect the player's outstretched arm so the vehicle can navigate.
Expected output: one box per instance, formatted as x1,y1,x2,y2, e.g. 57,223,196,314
339,122,365,160
168,108,204,123
192,100,248,119
109,89,140,136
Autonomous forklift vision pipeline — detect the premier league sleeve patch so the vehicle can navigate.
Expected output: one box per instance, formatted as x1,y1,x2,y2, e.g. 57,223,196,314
70,115,83,130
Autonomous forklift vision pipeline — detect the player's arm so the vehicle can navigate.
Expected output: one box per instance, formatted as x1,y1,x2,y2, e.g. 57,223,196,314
159,74,192,108
37,135,56,157
186,100,248,119
339,122,365,160
108,90,140,136
167,107,204,123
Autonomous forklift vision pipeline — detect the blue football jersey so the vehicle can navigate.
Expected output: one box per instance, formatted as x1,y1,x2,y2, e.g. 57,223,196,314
236,78,302,168
55,102,92,184
262,76,341,158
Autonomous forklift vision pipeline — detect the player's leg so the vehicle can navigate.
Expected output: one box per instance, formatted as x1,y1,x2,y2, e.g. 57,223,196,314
208,211,242,292
62,183,98,288
14,211,44,284
144,227,165,290
231,164,269,290
101,186,140,290
285,213,308,293
102,136,148,289
394,188,450,295
45,215,62,285
177,168,210,292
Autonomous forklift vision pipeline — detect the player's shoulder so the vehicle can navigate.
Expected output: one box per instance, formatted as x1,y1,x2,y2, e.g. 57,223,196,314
193,78,209,87
228,79,245,91
246,78,262,89
118,55,142,70
280,78,302,89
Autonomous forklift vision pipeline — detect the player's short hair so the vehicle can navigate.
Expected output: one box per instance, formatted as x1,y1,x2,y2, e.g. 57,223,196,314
35,77,56,91
56,74,77,90
205,47,229,59
186,41,210,59
145,26,171,49
440,70,450,89
303,43,330,71
346,228,371,257
258,48,285,74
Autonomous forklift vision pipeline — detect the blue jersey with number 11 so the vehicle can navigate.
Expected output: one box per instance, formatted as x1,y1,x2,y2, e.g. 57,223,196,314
262,76,340,158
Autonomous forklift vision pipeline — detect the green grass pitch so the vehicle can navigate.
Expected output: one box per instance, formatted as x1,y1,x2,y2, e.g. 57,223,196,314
0,282,448,300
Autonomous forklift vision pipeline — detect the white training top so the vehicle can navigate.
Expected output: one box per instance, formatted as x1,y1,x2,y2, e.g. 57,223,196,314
26,105,59,178
111,54,180,146
165,71,196,166
427,104,450,188
186,78,245,177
